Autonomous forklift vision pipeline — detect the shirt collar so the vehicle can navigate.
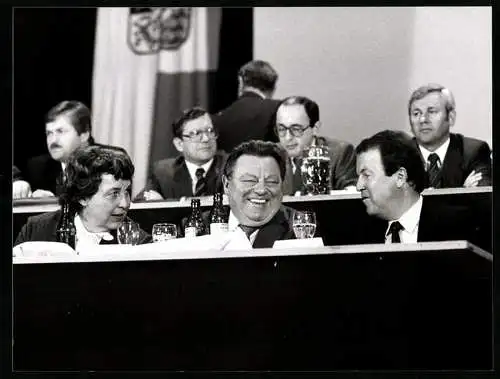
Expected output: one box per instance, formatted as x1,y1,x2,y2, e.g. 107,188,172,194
228,210,241,232
185,158,214,182
74,213,114,242
418,137,450,166
61,162,66,173
386,195,423,236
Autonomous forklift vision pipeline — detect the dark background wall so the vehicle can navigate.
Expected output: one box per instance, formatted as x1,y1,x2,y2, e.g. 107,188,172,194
13,7,252,175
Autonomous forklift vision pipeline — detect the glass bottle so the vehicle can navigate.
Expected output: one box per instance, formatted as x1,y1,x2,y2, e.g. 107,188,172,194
184,198,207,237
56,202,76,249
209,192,228,235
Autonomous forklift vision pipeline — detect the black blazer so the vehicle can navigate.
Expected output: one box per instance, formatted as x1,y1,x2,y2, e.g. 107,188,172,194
360,198,479,246
15,209,151,246
181,205,296,248
137,151,227,201
414,133,491,188
212,91,280,153
25,143,129,195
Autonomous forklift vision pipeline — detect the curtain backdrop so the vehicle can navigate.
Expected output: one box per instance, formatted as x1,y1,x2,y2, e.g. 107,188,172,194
92,7,221,197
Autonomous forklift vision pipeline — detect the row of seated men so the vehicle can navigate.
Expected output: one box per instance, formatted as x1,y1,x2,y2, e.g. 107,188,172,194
12,60,492,202
15,132,484,250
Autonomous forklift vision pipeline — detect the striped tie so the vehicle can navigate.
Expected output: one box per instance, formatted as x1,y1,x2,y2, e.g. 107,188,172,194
427,153,441,188
194,168,207,196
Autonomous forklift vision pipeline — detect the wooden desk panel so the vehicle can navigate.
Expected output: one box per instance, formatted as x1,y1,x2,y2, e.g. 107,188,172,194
13,242,492,370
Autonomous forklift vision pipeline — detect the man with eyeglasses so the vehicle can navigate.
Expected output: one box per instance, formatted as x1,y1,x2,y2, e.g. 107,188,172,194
136,107,226,201
275,96,357,195
408,84,491,188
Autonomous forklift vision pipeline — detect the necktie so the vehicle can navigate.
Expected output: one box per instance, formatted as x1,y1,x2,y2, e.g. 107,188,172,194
239,224,258,240
427,153,441,188
55,171,66,195
387,221,404,243
292,157,303,193
194,168,207,196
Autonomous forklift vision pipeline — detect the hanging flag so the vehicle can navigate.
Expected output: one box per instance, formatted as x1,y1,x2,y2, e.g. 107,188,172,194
92,7,221,197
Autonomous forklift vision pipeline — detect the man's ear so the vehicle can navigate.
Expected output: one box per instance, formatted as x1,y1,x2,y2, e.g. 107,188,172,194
312,121,321,135
222,175,229,194
173,137,184,153
448,109,456,127
79,131,90,144
395,167,408,188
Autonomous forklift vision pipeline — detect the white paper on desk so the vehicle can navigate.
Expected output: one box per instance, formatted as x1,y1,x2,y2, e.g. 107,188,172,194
273,237,324,249
13,241,77,257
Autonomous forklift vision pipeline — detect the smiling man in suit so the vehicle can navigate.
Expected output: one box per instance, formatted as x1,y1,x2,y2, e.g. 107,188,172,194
355,130,479,245
137,107,226,201
222,140,295,249
212,60,281,153
408,84,491,189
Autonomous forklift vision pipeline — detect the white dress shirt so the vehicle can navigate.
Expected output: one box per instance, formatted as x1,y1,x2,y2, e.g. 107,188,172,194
384,195,423,244
185,158,214,195
418,137,450,170
227,210,259,247
74,214,114,253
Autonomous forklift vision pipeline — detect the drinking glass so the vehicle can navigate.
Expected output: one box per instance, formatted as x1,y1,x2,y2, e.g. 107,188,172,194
152,223,178,242
117,220,141,245
292,210,317,239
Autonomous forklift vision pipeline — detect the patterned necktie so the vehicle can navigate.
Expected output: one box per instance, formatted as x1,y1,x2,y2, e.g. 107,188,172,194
387,221,404,243
427,153,441,188
239,224,258,240
292,157,303,193
194,168,207,196
55,171,66,196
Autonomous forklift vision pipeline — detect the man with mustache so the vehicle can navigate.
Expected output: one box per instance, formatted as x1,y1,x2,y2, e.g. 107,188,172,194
408,84,491,188
221,140,295,249
136,107,226,201
18,101,127,199
15,145,150,247
355,130,478,245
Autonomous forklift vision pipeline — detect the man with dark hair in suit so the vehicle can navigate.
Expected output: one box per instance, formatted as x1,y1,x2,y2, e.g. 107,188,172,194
212,60,281,153
136,107,226,201
408,83,491,188
274,96,357,195
15,145,150,247
20,100,127,199
221,140,295,249
355,130,478,245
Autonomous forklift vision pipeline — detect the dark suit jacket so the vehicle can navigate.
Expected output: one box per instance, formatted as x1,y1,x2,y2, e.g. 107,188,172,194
181,205,296,248
137,151,227,201
25,143,129,195
14,209,151,246
212,91,280,153
415,133,492,188
361,197,480,246
283,136,357,194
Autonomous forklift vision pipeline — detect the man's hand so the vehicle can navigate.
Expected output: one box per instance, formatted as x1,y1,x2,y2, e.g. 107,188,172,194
143,190,164,201
463,170,483,188
13,180,32,199
31,189,56,198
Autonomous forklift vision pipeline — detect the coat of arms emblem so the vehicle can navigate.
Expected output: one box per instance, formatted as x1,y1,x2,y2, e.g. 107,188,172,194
128,7,192,54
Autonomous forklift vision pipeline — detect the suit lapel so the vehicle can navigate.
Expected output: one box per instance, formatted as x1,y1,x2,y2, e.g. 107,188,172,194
440,134,464,188
173,158,194,197
253,209,291,248
205,152,224,194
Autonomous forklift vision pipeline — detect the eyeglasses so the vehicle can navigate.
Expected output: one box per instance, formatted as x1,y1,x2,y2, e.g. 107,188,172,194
181,127,218,141
276,124,310,138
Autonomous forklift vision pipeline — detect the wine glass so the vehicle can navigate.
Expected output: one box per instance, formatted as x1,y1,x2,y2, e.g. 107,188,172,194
117,220,141,245
152,223,178,242
292,210,317,239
